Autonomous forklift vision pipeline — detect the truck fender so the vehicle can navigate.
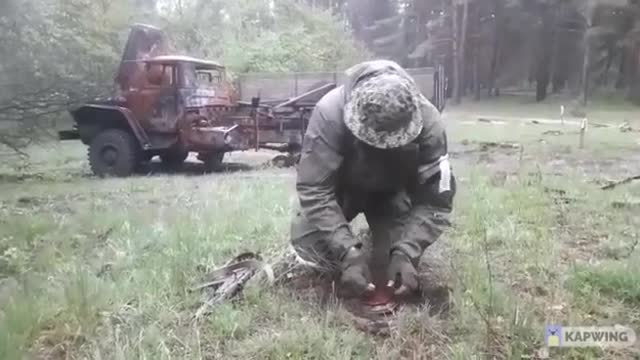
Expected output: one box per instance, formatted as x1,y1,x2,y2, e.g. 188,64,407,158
70,104,152,149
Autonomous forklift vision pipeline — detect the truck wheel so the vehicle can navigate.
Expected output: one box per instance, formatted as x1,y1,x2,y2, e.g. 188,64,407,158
160,150,189,169
88,129,140,177
202,152,225,173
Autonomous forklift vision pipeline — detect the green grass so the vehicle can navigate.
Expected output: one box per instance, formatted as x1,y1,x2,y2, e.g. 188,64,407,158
569,259,640,305
1,100,640,359
445,96,640,158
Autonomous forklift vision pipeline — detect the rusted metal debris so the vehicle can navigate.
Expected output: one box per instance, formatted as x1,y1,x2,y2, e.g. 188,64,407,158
193,252,274,319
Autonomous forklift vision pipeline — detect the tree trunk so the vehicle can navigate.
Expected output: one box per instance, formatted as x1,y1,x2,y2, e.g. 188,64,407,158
602,47,614,87
536,58,551,102
473,2,481,100
549,29,559,93
452,1,460,104
474,44,480,100
536,6,556,102
615,50,627,89
551,33,567,93
628,46,640,104
459,0,469,99
456,0,468,103
552,71,566,93
582,23,592,105
487,0,502,97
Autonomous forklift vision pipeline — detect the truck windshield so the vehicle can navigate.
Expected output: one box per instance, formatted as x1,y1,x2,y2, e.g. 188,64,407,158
182,63,222,88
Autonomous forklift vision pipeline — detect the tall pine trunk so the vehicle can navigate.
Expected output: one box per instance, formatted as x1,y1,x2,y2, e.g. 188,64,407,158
473,2,481,100
615,50,627,89
487,0,502,97
452,1,460,104
536,6,556,102
628,45,640,104
474,45,480,100
602,47,614,87
580,1,596,105
460,0,469,98
582,20,592,105
455,0,468,104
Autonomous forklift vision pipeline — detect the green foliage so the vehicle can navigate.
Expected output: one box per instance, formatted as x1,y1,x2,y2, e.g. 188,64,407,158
0,0,137,152
163,0,367,73
3,0,361,91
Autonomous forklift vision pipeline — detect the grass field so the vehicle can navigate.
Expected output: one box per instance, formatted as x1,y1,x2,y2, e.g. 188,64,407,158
1,97,639,359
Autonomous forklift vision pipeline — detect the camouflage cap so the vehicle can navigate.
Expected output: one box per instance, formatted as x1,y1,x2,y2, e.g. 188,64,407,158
344,73,424,149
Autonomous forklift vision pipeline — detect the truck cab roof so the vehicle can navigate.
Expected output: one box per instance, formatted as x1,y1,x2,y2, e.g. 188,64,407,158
142,55,223,69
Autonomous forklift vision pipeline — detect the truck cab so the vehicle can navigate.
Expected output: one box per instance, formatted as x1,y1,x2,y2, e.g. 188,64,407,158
123,56,233,134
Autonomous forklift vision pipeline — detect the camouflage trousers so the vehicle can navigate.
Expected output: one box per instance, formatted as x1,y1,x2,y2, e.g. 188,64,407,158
290,189,415,287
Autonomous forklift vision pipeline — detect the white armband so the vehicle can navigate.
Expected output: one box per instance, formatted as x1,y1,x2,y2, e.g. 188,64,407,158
417,154,452,193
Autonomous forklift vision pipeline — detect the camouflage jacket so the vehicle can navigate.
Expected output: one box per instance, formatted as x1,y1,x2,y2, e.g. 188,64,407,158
295,61,456,265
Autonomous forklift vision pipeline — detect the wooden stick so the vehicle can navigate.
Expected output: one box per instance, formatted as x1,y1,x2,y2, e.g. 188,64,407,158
601,175,640,190
579,118,588,149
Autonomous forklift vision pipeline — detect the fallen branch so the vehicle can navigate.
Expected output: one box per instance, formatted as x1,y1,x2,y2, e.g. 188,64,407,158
477,141,521,151
542,130,563,136
601,175,640,190
0,136,29,157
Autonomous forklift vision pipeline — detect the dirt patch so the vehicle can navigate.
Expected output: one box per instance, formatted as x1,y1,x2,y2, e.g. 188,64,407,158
451,141,522,176
268,231,453,337
560,154,640,180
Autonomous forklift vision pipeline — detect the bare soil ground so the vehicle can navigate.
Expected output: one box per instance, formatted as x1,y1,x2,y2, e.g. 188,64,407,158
1,97,639,359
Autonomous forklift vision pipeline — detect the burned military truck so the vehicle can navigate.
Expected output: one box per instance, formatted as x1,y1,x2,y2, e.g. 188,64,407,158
59,24,248,175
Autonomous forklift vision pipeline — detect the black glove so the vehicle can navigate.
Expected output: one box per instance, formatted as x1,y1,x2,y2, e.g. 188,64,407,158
339,246,375,297
387,252,419,295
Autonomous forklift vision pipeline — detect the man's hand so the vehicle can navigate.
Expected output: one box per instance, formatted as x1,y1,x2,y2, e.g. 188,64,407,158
340,246,375,297
386,252,418,295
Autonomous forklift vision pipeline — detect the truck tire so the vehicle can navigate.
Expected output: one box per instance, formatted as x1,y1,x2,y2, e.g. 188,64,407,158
202,152,225,173
88,129,140,177
160,150,188,168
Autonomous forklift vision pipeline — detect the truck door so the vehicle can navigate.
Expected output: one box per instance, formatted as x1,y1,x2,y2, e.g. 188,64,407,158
146,64,178,133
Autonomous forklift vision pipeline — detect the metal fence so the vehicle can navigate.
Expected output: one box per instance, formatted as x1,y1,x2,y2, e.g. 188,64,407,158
235,67,436,102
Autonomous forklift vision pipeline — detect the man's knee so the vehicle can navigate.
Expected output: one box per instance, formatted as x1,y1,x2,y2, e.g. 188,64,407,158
290,212,335,269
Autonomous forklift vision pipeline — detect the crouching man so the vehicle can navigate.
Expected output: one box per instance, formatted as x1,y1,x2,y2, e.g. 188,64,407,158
290,60,456,298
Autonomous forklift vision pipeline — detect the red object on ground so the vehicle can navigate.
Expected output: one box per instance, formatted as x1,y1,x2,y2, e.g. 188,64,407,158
363,285,395,306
